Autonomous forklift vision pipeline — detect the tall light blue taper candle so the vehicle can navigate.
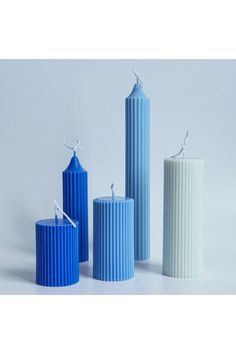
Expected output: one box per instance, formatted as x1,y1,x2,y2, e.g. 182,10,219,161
125,72,150,261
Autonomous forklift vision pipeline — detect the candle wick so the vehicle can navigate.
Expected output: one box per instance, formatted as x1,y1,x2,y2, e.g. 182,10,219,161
64,137,84,156
111,183,115,199
171,130,189,159
52,198,77,228
132,69,143,87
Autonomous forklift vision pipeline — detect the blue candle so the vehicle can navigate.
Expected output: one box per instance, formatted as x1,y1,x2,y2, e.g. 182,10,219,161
36,200,79,287
93,185,134,281
125,72,150,261
63,139,88,262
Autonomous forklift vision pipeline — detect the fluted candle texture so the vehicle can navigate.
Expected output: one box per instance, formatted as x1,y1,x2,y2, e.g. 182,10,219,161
125,82,150,261
93,197,134,281
163,158,204,278
36,219,79,286
63,153,88,262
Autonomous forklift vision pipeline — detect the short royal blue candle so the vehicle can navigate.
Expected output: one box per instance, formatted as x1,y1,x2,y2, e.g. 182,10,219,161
36,219,79,287
63,152,88,262
93,197,134,281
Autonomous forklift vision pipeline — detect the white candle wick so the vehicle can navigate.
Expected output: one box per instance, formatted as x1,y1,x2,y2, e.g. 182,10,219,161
171,130,189,159
64,137,83,156
52,198,77,228
111,183,115,199
132,69,143,87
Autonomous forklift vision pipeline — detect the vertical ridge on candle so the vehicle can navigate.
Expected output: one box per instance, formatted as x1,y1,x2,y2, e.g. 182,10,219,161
163,158,204,278
36,220,79,286
63,166,88,262
93,198,134,281
125,84,150,261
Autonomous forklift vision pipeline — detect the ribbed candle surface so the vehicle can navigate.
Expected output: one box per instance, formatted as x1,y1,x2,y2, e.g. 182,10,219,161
36,219,79,286
63,154,88,262
125,83,150,261
163,158,204,278
93,197,134,281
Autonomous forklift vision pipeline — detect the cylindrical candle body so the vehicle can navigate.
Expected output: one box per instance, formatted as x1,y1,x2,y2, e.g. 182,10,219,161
125,83,150,261
163,158,204,278
63,154,88,262
36,219,79,286
93,197,134,281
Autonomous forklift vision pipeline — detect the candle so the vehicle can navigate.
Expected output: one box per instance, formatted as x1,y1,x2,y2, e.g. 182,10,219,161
36,199,79,286
163,132,204,278
93,184,134,281
125,71,150,261
63,138,88,262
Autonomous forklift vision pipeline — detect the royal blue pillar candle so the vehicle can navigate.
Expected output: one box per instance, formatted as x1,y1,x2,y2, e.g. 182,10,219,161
93,186,134,281
63,140,88,262
36,217,79,287
125,73,150,261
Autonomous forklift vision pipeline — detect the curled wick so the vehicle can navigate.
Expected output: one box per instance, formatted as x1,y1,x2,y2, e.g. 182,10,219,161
64,137,83,156
171,130,189,159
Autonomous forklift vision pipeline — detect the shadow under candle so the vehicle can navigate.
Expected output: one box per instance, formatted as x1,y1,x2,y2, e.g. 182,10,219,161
135,261,162,275
79,262,93,278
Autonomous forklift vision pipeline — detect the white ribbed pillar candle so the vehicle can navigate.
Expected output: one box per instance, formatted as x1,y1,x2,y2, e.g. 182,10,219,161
163,158,204,278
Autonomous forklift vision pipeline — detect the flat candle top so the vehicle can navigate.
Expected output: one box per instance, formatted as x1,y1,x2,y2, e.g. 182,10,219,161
36,218,78,227
94,197,133,203
165,158,204,162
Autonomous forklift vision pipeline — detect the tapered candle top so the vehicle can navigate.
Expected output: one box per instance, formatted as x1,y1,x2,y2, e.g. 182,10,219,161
127,70,147,98
64,137,86,172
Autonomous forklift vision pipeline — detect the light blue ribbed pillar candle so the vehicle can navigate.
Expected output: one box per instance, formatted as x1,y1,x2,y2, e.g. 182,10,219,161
125,76,150,261
163,158,204,278
93,194,134,281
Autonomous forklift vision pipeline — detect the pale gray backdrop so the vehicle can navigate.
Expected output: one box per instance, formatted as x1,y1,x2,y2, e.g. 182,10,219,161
0,60,235,294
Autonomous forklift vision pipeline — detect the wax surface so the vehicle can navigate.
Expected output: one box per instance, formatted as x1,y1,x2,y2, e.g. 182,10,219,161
163,158,204,278
36,218,79,286
125,83,150,261
93,197,134,281
63,154,88,262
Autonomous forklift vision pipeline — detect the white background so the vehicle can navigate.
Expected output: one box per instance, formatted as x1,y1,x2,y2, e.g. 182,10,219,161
0,0,236,353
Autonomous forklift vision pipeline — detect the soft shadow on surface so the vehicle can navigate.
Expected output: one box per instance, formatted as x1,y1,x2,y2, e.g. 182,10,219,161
135,261,162,274
5,269,35,284
80,262,93,278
